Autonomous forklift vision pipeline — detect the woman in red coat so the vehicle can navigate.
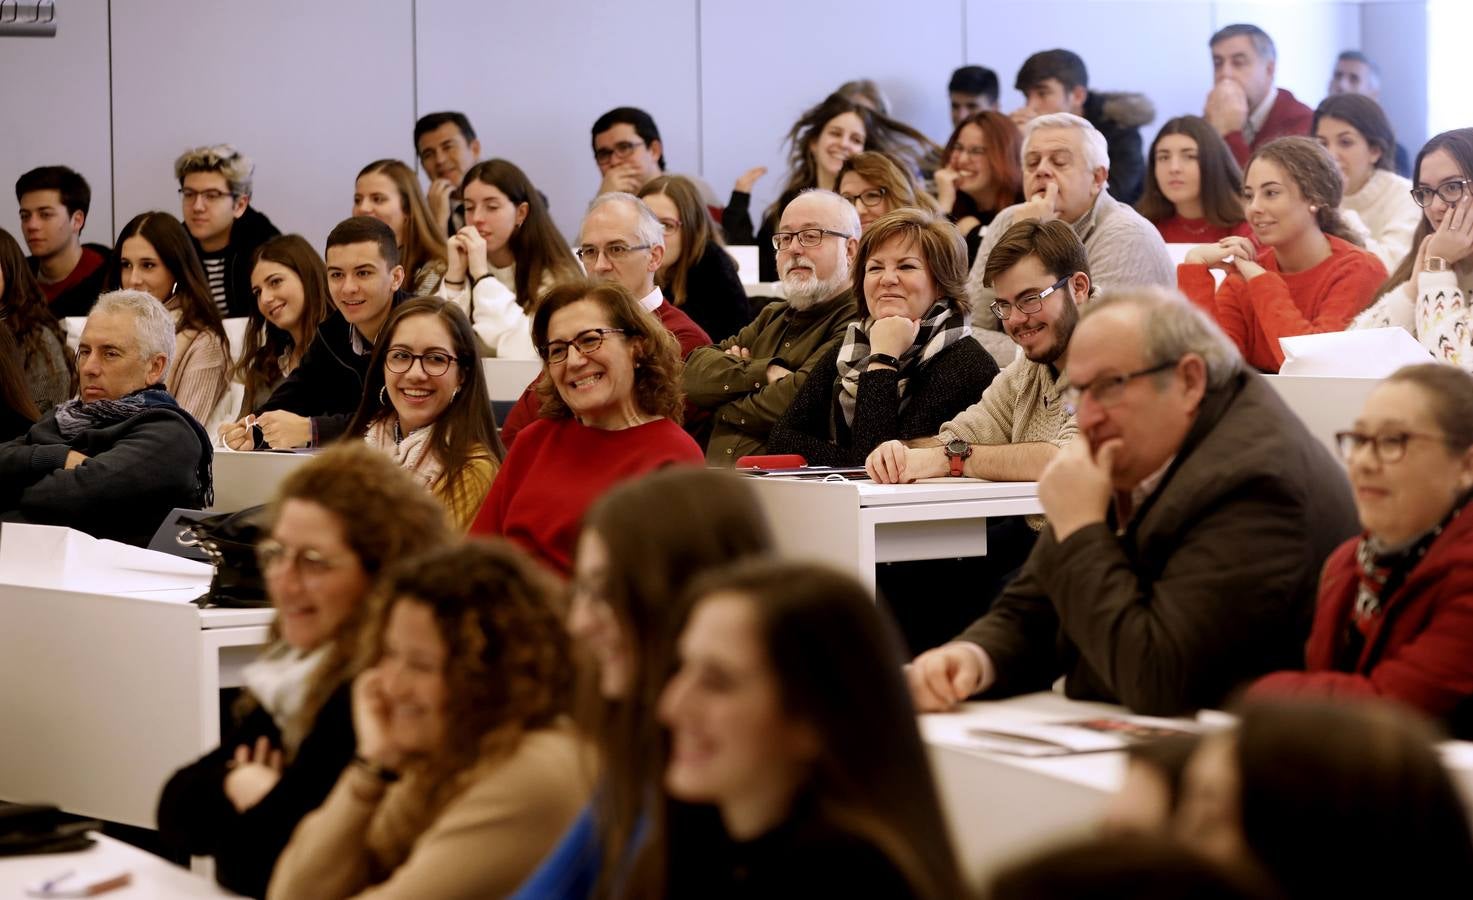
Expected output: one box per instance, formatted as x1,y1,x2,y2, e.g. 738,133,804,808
1251,364,1473,734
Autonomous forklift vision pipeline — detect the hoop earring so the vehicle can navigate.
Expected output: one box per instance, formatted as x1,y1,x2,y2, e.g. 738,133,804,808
379,385,388,405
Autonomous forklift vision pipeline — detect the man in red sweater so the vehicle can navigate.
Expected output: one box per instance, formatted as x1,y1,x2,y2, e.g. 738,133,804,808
1203,24,1313,168
497,193,710,444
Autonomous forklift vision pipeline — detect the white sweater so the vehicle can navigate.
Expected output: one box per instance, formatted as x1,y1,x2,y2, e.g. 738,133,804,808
436,262,540,359
1341,168,1421,273
1352,265,1473,371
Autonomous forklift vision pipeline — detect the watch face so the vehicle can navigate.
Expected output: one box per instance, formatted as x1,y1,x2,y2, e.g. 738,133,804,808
946,438,969,457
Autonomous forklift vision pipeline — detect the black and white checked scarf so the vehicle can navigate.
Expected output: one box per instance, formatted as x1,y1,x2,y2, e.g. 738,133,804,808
833,301,970,431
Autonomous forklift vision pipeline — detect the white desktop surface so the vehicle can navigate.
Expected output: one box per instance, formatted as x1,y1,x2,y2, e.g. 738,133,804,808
0,833,236,898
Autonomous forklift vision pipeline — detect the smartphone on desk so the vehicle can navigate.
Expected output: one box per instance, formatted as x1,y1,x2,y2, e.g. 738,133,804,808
26,868,132,897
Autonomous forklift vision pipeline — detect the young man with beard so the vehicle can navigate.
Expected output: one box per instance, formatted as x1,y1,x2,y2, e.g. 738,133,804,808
867,219,1086,484
683,190,860,463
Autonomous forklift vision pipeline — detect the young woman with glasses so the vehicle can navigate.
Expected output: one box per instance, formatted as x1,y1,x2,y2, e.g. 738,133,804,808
935,111,1024,263
345,297,504,531
1250,364,1473,734
836,151,942,235
158,445,451,899
469,278,703,575
1351,128,1473,370
1178,136,1387,372
437,159,579,358
638,174,752,342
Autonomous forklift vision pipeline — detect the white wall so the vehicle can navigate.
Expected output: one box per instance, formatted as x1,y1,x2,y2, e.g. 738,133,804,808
1,0,1437,254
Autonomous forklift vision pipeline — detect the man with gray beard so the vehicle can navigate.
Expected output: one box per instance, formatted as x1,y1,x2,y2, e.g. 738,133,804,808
683,189,861,463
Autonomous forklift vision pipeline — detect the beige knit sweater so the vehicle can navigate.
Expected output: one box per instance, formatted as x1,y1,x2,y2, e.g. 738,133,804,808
167,323,229,425
938,352,1076,449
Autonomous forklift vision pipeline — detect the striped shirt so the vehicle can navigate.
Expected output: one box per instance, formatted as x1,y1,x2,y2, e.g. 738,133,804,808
201,252,229,316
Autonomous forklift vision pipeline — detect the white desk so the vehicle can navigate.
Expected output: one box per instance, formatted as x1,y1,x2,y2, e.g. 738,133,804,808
0,832,236,897
0,581,272,829
746,478,1042,589
922,692,1129,884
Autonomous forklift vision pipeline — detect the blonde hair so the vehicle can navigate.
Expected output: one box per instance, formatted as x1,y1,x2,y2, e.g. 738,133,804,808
174,143,254,197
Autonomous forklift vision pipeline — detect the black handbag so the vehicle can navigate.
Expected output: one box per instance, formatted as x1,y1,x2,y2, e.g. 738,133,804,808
0,804,98,856
179,505,271,609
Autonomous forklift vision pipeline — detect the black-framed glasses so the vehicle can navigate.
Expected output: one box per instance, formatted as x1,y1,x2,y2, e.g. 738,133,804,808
771,228,851,251
841,187,889,209
574,243,650,263
541,328,627,364
1410,179,1472,208
990,275,1071,320
1334,430,1451,463
179,188,236,204
593,140,647,165
1062,360,1180,413
385,348,459,376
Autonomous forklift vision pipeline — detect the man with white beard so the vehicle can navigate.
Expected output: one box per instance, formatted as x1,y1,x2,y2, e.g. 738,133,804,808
683,190,861,463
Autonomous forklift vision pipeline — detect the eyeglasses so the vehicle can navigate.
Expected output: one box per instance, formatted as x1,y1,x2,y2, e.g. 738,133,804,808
179,188,236,204
951,144,988,159
593,140,647,165
1334,430,1452,463
989,275,1071,320
1062,360,1180,413
256,540,353,578
541,327,627,364
574,243,650,263
1410,179,1471,208
771,228,851,251
841,187,889,209
385,348,459,376
657,218,681,233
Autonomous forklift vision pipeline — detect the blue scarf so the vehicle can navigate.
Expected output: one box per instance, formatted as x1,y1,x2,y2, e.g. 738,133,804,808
53,385,215,507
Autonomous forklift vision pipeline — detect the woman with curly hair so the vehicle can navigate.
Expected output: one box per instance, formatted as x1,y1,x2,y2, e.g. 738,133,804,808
234,234,333,414
268,540,592,899
725,93,939,282
0,227,74,411
469,278,704,575
353,159,449,296
157,444,451,899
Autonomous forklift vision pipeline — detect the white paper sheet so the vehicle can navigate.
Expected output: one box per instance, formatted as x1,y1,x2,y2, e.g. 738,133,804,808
1279,327,1433,377
0,523,211,594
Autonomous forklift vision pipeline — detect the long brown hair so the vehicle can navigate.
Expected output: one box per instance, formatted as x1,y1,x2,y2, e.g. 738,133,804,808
1379,128,1473,297
1136,115,1247,230
530,279,685,424
638,174,718,308
106,211,229,350
1313,93,1397,175
944,110,1024,215
630,560,966,900
0,322,40,424
235,235,332,412
0,227,74,399
345,297,505,509
356,159,448,284
461,159,580,312
836,151,943,216
576,469,774,898
1246,137,1362,246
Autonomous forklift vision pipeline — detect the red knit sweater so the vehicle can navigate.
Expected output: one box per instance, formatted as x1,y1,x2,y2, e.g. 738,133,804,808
468,416,704,575
1154,214,1254,245
1177,234,1387,371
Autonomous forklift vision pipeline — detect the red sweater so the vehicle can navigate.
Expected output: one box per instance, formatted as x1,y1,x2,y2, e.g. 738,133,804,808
469,416,704,575
499,300,711,446
1224,88,1313,168
1250,503,1473,728
1154,215,1254,245
1177,235,1386,372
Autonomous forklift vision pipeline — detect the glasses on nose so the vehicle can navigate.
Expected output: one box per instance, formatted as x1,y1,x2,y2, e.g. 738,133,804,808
841,187,889,209
385,348,459,377
1061,359,1180,414
1334,430,1451,464
540,327,627,364
771,228,851,251
951,144,988,160
989,275,1071,320
179,188,235,204
573,243,650,263
593,140,647,165
1410,179,1472,208
256,540,352,578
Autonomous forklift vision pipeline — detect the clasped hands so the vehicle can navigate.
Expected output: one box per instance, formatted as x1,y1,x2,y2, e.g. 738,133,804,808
1186,235,1263,280
445,226,490,285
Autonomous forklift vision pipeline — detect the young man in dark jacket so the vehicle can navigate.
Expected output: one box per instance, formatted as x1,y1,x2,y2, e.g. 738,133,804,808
175,144,281,318
220,216,406,450
16,166,111,319
0,290,212,546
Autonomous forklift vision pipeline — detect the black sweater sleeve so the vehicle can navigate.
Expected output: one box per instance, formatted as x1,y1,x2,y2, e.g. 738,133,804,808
156,686,356,899
767,346,848,466
683,244,756,344
723,190,755,246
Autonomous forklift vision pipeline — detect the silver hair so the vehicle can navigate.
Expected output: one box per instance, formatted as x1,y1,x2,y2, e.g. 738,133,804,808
584,192,666,250
1023,113,1111,175
1083,286,1242,389
1211,23,1276,63
780,190,859,310
793,188,862,237
174,143,254,197
90,290,176,377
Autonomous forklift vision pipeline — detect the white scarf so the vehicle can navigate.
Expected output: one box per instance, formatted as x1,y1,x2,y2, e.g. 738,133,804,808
241,642,332,732
365,417,445,492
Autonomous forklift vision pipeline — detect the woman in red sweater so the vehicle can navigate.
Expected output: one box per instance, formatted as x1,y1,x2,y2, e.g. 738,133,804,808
1251,365,1473,735
1136,115,1254,244
469,278,703,574
1178,136,1386,371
